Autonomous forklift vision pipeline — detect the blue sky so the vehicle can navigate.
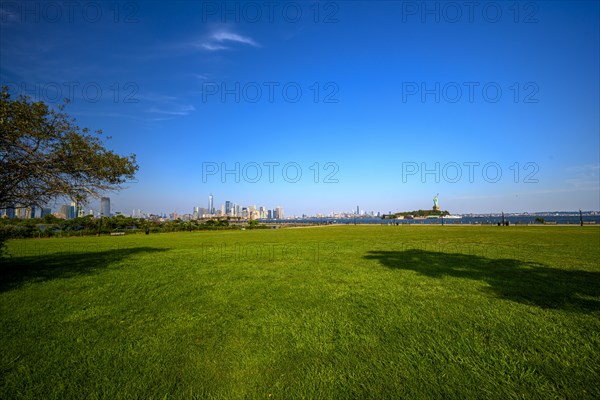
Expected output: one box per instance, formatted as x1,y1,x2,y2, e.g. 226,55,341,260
1,1,599,216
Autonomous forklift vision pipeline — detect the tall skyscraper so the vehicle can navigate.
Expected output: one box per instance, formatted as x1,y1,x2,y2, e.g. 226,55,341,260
225,201,232,216
101,197,110,217
275,206,284,220
356,205,360,215
208,193,214,215
59,203,78,219
69,202,78,219
59,204,70,219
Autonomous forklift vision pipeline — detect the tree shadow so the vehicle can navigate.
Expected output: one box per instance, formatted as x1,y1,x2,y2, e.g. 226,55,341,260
364,249,600,313
0,247,167,292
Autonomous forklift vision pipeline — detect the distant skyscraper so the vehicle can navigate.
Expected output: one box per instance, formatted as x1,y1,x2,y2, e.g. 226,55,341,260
208,193,214,215
14,206,32,219
59,204,69,219
15,206,26,219
275,206,283,219
69,202,78,219
356,205,359,215
225,201,232,216
59,203,77,219
41,208,52,218
101,197,110,217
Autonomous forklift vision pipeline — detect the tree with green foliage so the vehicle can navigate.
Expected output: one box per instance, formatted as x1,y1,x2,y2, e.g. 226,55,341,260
0,87,138,209
0,87,138,255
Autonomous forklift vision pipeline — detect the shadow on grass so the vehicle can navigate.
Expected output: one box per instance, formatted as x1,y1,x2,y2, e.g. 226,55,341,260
364,249,600,313
0,247,167,292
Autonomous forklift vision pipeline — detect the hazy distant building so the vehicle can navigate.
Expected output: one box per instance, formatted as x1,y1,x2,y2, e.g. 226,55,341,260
225,201,232,216
275,207,284,219
60,204,70,219
15,206,34,219
40,208,52,218
101,197,110,217
5,206,16,219
132,209,144,218
208,193,214,215
65,202,78,219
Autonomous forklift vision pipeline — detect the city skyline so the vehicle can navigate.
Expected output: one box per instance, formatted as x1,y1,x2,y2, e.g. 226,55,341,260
1,2,598,215
3,197,599,221
5,190,597,221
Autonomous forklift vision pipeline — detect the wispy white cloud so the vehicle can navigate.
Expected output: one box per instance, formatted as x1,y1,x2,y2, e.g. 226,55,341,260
148,104,195,116
565,163,600,189
137,93,179,102
195,28,260,52
212,31,259,47
136,92,197,121
199,43,229,51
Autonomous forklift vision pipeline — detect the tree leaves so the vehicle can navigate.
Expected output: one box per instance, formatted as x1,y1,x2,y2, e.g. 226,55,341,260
0,87,138,209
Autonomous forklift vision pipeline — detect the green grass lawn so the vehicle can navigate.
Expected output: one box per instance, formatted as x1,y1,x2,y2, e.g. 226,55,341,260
1,226,599,399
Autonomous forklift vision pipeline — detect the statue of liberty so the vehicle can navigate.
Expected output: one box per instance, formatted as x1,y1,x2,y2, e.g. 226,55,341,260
433,193,440,211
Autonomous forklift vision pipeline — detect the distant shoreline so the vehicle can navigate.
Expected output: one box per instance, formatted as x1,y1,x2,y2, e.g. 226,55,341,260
279,222,598,228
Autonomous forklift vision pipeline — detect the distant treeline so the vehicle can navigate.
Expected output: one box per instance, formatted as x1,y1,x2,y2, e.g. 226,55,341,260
0,215,269,239
382,209,450,219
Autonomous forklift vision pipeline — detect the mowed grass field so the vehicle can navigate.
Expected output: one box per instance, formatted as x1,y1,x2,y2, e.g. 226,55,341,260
1,226,599,399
